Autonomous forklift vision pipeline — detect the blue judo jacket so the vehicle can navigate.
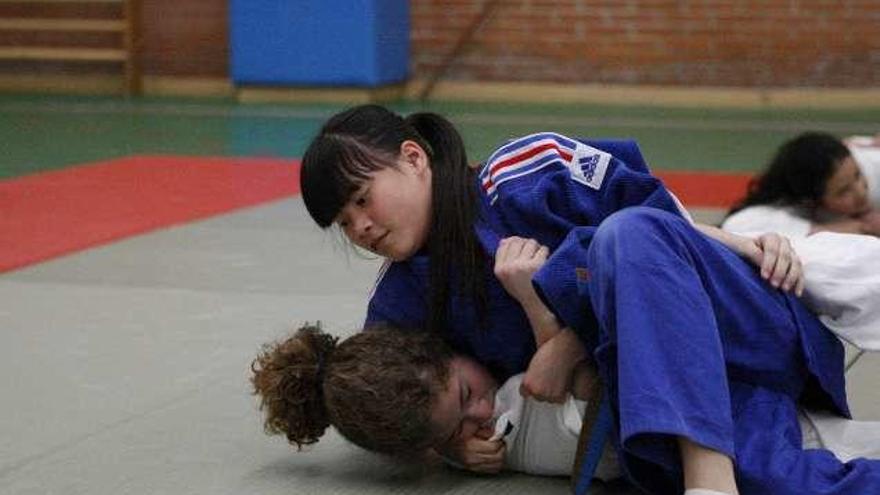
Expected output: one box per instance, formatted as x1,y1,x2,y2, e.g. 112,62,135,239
366,132,857,494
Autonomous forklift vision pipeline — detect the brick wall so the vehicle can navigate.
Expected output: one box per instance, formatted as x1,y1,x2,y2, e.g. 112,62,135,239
411,0,880,87
2,1,876,89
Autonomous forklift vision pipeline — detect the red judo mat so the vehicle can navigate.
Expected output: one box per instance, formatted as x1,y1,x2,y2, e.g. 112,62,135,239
656,171,751,209
0,155,300,273
0,155,749,273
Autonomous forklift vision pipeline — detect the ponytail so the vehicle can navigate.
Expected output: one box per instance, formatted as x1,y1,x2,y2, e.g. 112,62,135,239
405,112,488,334
251,323,336,448
251,323,455,456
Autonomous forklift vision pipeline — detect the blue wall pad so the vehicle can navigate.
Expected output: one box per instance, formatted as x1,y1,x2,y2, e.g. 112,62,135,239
230,0,409,87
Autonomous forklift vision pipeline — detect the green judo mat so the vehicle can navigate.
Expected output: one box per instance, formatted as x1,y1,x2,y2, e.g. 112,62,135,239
1,93,879,180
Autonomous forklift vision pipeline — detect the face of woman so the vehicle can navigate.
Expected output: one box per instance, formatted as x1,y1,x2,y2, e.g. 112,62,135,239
430,355,498,449
334,141,433,261
821,156,870,216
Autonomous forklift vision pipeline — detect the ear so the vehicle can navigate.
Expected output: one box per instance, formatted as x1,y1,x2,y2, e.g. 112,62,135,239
400,140,430,176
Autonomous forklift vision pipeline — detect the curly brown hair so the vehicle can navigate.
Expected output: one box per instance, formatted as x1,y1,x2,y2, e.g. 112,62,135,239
250,323,454,456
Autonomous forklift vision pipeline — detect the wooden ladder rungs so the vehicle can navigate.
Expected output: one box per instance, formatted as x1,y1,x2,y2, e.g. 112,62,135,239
0,0,140,95
0,46,127,61
0,18,127,32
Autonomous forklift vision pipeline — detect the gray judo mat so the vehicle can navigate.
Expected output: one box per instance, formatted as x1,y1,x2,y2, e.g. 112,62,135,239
1,198,877,495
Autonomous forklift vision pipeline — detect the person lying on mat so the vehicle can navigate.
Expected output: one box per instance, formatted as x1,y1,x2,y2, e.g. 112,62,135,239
723,131,880,238
250,322,613,478
251,319,880,495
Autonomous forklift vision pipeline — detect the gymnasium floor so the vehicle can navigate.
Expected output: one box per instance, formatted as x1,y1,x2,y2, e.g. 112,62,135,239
1,94,879,494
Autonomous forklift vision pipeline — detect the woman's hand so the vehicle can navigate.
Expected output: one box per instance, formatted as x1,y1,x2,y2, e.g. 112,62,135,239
495,236,562,345
435,425,505,474
494,236,549,307
744,232,805,295
694,224,805,296
522,328,585,403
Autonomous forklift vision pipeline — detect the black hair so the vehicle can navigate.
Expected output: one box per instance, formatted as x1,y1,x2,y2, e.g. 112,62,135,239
728,131,851,217
301,105,487,334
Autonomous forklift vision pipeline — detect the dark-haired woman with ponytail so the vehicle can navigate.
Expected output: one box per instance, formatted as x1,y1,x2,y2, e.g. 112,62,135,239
296,105,877,495
723,132,880,237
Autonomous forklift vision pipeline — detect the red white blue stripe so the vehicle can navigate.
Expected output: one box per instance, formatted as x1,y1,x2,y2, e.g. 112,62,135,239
479,133,580,201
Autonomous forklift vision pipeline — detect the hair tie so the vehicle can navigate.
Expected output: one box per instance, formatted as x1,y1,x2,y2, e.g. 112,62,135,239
314,349,330,400
316,351,326,378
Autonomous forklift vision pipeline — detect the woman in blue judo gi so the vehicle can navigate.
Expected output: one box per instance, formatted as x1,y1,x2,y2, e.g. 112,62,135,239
299,104,875,494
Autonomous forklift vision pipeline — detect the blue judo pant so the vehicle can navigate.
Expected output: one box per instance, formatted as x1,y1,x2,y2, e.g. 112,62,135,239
576,207,880,494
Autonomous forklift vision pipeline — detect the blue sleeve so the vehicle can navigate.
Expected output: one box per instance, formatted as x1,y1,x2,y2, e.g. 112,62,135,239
478,133,682,252
531,228,600,350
